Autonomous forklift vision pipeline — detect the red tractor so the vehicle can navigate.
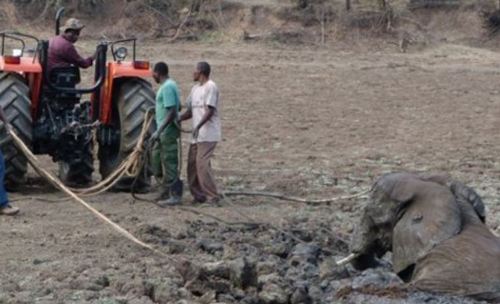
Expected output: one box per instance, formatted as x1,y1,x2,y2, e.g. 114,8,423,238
0,8,155,189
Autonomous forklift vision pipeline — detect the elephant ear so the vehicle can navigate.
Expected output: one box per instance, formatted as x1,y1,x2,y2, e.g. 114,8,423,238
392,179,462,280
375,172,417,204
450,181,486,223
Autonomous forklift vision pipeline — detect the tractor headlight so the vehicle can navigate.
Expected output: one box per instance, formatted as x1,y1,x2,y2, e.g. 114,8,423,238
114,47,128,61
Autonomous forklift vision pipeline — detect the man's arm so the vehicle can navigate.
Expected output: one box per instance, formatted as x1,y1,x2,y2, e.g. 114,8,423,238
63,44,93,68
179,91,193,122
156,107,177,135
179,108,192,121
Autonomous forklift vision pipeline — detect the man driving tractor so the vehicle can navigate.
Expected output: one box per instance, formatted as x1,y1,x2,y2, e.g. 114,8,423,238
47,18,95,72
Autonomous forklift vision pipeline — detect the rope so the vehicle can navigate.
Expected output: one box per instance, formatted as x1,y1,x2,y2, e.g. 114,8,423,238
6,120,196,275
67,109,155,197
8,128,156,252
222,189,370,204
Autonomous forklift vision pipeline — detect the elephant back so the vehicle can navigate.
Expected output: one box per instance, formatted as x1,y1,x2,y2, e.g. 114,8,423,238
411,198,500,301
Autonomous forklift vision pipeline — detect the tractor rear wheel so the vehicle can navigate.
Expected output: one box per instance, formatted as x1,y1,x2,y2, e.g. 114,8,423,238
98,79,155,192
0,72,32,190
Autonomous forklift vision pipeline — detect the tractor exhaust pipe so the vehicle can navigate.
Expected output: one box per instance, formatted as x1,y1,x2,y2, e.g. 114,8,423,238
55,7,65,35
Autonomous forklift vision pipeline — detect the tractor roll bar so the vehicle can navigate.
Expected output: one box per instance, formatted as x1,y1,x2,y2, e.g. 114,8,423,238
55,7,65,36
0,31,39,56
109,38,137,62
40,40,107,94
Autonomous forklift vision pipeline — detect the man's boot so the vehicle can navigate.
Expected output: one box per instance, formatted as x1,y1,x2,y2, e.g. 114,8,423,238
157,179,183,207
0,204,19,216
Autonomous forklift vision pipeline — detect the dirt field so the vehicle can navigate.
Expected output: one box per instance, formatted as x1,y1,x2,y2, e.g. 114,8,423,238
2,38,500,303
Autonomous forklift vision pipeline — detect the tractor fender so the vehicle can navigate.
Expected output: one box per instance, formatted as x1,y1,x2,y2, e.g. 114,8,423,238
0,56,42,118
97,61,152,125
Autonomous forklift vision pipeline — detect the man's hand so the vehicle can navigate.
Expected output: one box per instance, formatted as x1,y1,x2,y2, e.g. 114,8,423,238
150,130,161,144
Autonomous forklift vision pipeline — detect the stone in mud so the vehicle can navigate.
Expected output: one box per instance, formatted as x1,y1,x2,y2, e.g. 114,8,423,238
128,297,156,304
257,256,281,276
266,242,291,258
290,282,312,304
241,295,260,304
201,261,230,279
196,238,224,254
144,278,181,303
229,258,258,289
319,257,350,280
289,243,321,266
217,293,236,303
95,275,110,288
258,273,283,287
167,239,188,254
259,283,289,304
352,268,403,290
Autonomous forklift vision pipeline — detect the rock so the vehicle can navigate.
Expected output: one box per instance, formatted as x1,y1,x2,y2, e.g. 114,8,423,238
95,298,128,304
266,242,290,258
352,268,403,290
128,297,155,304
217,293,236,303
289,243,321,266
201,261,230,279
206,278,232,294
257,256,281,276
167,240,188,254
229,258,258,289
319,257,350,280
259,283,289,304
199,290,216,304
148,278,180,303
241,296,259,304
196,238,224,254
290,282,312,304
231,288,247,300
95,275,110,288
258,273,283,287
307,285,323,302
290,229,313,242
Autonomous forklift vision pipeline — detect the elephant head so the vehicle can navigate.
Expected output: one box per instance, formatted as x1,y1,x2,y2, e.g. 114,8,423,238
350,172,486,282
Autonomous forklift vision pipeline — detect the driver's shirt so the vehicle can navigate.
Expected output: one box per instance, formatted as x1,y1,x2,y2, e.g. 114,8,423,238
47,35,93,72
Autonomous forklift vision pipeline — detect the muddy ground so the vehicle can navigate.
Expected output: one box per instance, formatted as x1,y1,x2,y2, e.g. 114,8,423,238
1,39,500,303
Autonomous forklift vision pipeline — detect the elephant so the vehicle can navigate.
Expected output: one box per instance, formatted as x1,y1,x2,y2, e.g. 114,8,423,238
349,172,500,302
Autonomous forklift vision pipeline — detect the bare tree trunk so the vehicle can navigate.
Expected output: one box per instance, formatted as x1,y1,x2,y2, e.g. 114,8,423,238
320,6,325,44
378,0,386,10
346,0,351,11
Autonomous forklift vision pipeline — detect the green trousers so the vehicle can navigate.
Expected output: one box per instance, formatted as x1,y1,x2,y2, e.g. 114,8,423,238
151,130,180,186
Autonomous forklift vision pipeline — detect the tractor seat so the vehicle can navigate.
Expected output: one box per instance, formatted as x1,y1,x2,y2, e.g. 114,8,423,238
45,66,82,103
49,66,81,87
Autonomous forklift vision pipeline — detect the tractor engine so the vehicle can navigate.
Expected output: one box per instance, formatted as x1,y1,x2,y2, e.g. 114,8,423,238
32,66,95,185
33,100,93,165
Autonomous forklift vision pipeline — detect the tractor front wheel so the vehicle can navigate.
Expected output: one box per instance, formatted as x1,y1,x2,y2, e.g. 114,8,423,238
0,72,32,190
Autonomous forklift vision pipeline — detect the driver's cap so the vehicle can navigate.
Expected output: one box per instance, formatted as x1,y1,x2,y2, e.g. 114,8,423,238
61,18,85,33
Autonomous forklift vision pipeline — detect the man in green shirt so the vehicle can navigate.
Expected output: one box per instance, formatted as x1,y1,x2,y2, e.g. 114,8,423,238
150,62,183,206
